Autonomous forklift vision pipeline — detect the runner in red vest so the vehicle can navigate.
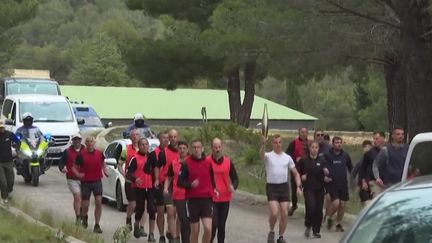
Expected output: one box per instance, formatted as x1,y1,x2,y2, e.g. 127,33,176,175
58,133,85,225
155,129,179,241
209,138,239,243
164,141,190,243
147,131,169,242
126,138,157,241
178,139,217,243
285,127,310,216
72,136,108,234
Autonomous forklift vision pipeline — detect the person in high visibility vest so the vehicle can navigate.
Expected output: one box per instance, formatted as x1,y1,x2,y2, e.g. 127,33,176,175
164,141,190,243
118,129,142,232
126,138,157,241
208,138,239,243
156,129,180,242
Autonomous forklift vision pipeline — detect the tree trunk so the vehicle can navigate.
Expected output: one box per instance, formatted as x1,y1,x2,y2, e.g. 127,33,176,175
227,67,241,123
384,59,407,134
395,1,432,141
239,62,256,127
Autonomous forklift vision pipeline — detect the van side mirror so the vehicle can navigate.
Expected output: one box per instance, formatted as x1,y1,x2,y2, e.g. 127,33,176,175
77,118,85,125
5,119,14,125
104,122,112,129
0,95,3,102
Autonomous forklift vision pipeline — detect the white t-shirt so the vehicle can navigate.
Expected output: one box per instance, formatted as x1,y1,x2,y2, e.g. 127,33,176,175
264,151,295,184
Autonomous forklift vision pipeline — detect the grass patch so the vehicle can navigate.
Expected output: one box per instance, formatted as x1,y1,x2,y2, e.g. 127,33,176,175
0,208,65,243
10,198,103,243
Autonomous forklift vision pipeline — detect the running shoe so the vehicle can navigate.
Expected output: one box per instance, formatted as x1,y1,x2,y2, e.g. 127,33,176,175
276,236,287,243
267,231,275,243
336,224,345,232
93,224,103,234
148,233,156,242
82,216,88,229
313,233,322,238
304,227,311,238
133,223,141,239
159,235,166,243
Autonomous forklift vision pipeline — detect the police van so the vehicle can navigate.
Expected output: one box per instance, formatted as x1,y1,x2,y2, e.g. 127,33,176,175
1,94,81,161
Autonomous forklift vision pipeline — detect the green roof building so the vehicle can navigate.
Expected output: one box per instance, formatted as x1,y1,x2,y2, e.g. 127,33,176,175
61,85,317,129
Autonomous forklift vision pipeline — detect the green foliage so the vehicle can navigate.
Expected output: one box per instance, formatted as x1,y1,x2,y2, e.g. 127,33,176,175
113,226,131,243
0,0,38,68
68,32,134,86
299,69,358,131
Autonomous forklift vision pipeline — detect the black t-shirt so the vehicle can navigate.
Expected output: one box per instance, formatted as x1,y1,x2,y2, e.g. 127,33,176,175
361,147,380,181
0,131,14,163
298,156,327,190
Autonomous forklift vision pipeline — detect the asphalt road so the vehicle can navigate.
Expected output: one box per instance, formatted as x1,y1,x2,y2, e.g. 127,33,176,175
12,169,345,243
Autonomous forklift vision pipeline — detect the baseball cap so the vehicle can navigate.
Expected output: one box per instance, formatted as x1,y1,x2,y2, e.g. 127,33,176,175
22,112,33,120
134,113,145,121
72,133,82,139
0,120,5,128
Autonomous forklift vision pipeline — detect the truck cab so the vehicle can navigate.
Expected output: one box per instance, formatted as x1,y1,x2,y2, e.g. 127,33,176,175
402,132,432,181
0,69,61,103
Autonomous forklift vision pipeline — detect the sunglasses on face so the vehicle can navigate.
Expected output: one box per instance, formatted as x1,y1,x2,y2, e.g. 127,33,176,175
316,133,324,137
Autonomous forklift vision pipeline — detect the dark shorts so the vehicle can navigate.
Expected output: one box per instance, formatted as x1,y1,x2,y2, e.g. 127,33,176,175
187,198,213,223
163,190,174,205
81,180,103,200
135,188,156,214
266,183,290,202
327,184,349,202
154,186,165,207
358,188,372,202
125,182,135,201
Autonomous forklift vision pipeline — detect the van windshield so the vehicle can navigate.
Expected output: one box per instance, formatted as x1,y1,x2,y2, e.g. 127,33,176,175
6,80,59,95
20,101,74,122
406,141,432,179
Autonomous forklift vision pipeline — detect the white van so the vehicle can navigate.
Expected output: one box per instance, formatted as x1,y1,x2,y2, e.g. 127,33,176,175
1,94,81,161
402,132,432,181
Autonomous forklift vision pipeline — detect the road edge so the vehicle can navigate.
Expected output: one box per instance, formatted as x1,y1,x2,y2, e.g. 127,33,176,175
0,203,87,243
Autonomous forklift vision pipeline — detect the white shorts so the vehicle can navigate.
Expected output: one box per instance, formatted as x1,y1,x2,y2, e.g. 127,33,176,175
67,179,81,194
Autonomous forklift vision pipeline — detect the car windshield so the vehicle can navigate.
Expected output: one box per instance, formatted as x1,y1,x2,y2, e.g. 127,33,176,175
81,116,103,127
20,101,74,122
406,141,432,179
7,80,59,95
347,187,432,243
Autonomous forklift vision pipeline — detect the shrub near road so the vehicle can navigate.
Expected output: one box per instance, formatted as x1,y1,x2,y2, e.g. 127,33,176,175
106,123,366,214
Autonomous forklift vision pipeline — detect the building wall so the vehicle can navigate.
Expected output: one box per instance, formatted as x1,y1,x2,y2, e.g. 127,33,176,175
102,118,316,131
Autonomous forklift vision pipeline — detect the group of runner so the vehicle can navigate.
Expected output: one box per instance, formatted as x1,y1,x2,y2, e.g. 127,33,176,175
262,126,408,243
59,128,238,243
57,122,409,243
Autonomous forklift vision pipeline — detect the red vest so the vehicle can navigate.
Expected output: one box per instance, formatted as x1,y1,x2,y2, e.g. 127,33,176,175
65,146,83,179
80,149,104,182
131,153,153,189
294,137,307,162
185,156,213,199
125,144,138,173
171,157,186,200
210,155,232,202
159,147,179,183
154,146,162,160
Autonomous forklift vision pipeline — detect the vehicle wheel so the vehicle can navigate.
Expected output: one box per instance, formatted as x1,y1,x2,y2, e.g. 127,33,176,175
116,182,126,212
31,166,39,187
